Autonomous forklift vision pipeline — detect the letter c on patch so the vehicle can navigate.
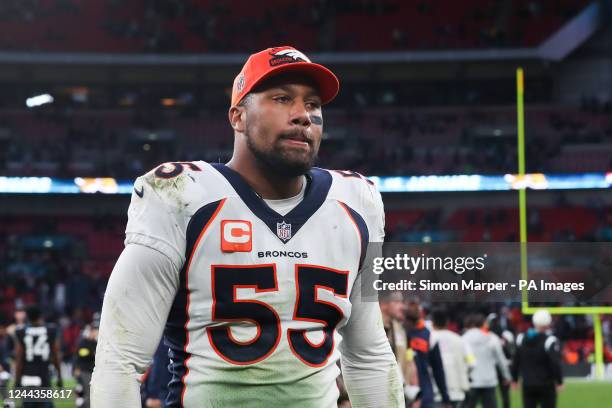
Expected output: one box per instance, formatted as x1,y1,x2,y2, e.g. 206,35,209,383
221,220,252,252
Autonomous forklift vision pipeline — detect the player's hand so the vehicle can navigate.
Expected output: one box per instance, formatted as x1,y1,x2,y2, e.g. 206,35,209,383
511,381,520,390
0,370,11,382
556,383,565,392
146,398,163,408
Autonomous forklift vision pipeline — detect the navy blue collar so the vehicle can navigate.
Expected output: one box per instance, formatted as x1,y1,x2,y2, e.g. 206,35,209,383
211,163,332,243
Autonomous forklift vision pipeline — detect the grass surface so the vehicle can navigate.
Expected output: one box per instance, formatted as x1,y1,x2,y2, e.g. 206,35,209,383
505,380,612,408
5,378,612,407
4,379,76,408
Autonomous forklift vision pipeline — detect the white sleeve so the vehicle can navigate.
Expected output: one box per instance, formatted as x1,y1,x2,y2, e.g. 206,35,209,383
491,335,511,381
365,184,385,242
91,244,179,408
460,338,473,390
338,182,403,407
339,275,405,408
125,173,187,269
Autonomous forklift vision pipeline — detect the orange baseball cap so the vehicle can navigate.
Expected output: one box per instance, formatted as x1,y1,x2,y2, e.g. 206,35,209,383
231,46,339,106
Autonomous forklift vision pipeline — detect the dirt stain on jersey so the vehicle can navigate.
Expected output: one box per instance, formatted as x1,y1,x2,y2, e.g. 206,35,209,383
144,172,191,210
184,349,331,406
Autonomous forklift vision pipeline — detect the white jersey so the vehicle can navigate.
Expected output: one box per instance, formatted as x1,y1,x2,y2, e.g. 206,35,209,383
92,161,404,408
432,329,472,402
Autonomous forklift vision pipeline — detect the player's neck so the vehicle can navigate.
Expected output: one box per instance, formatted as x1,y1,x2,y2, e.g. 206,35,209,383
226,159,305,200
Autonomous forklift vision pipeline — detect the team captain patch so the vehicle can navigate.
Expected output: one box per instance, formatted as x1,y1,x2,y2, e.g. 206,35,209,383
221,220,252,252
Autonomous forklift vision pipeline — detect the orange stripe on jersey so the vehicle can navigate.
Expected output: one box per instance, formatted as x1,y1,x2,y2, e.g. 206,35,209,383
410,337,429,353
140,366,151,383
181,198,226,406
337,201,362,245
336,201,368,268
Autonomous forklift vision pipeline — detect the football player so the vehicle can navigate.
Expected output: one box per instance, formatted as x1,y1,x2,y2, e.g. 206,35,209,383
14,305,63,408
91,46,404,407
73,314,99,408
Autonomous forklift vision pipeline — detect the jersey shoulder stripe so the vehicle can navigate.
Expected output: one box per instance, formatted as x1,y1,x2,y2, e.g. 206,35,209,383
337,201,369,268
326,169,385,243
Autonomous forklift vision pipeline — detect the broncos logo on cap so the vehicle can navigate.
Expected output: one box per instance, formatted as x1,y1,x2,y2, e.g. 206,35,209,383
268,48,311,66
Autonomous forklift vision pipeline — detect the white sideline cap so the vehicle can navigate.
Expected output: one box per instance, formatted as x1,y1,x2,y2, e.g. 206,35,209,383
532,310,552,327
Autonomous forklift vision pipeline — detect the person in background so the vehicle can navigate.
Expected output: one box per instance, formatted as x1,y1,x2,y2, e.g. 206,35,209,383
0,322,12,404
380,292,420,407
487,312,515,408
13,305,63,408
73,314,99,408
5,307,27,347
142,341,172,408
512,310,564,408
431,308,472,408
405,297,451,408
462,313,510,408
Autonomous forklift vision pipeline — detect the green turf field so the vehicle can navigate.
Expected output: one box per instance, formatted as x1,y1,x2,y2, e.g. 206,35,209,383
5,378,612,407
505,379,612,408
3,379,76,408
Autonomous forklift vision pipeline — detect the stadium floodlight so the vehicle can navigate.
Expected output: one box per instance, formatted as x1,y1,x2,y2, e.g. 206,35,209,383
26,93,54,108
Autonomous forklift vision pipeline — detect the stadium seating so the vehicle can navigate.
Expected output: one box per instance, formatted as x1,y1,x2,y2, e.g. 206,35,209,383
1,105,610,179
0,0,591,53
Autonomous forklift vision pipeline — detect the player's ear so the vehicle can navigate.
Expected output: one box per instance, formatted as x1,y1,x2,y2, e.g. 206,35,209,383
229,105,246,133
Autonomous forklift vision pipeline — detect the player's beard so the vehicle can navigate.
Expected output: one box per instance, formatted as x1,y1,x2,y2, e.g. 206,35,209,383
245,126,318,177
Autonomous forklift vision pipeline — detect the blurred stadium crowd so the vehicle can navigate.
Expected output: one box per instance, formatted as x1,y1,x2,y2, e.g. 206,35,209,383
1,0,611,405
0,0,590,52
1,104,611,179
2,200,612,376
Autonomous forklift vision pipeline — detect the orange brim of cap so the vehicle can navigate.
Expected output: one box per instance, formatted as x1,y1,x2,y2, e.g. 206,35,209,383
234,61,339,106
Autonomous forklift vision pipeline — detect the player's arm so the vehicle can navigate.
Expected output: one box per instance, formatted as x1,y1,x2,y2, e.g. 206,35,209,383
492,335,511,382
339,185,404,408
50,335,63,387
511,334,523,383
428,341,450,404
13,336,24,387
91,244,179,407
72,337,84,378
338,273,405,408
461,338,475,391
545,336,563,385
92,171,185,406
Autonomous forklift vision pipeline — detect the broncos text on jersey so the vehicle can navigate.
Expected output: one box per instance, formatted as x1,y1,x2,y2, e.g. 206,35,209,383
125,161,385,407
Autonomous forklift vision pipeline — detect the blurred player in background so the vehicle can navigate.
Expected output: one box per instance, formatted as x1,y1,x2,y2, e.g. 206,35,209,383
512,310,563,408
141,341,172,408
380,292,420,407
431,308,472,408
13,305,63,408
0,322,11,404
92,46,404,407
404,298,451,408
73,313,99,408
487,312,515,408
462,314,510,408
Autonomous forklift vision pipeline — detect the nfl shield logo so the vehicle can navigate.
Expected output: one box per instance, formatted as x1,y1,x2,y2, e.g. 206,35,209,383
276,221,292,242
